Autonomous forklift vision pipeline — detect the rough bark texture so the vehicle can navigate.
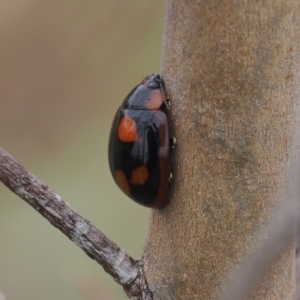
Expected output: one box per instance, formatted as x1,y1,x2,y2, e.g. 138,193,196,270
143,1,300,299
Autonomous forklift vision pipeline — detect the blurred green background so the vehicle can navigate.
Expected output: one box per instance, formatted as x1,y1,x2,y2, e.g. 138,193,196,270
0,1,165,299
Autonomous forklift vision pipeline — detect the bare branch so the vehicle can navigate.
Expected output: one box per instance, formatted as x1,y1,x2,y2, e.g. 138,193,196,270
0,147,152,300
0,291,6,300
296,210,300,300
221,165,300,300
221,202,297,300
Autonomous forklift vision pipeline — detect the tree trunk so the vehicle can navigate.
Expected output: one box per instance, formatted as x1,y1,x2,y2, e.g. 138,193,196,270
142,1,300,299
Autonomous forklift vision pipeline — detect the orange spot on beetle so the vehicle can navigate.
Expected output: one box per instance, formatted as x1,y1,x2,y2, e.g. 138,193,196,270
118,115,138,142
131,165,149,185
115,169,131,196
145,89,164,110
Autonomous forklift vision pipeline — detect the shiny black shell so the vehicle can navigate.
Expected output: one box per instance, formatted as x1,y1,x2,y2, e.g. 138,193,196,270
108,74,170,208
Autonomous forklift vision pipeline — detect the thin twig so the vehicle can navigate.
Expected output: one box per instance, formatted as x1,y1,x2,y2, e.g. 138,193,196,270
221,203,297,300
0,147,152,300
296,209,300,300
0,291,6,300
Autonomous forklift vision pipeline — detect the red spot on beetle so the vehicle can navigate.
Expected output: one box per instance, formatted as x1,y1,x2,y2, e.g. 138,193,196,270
131,165,149,185
118,115,138,142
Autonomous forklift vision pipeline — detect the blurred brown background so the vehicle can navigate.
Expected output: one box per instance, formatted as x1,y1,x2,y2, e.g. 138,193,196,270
0,1,165,299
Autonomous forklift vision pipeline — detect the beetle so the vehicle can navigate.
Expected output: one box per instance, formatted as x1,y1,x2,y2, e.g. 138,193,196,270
108,73,170,208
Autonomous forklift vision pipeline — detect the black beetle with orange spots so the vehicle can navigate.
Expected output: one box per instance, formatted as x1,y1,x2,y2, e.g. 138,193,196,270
108,74,171,208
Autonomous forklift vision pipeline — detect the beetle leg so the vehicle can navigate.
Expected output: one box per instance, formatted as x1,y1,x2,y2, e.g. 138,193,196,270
170,137,176,149
166,97,171,108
